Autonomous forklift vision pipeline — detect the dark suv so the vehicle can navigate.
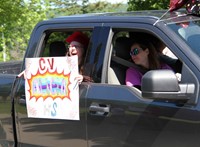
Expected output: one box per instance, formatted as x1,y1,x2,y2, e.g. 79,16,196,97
1,9,200,147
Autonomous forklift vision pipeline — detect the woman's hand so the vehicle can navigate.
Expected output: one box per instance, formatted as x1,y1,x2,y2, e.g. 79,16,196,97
74,74,93,84
67,46,78,56
83,75,93,82
75,74,83,84
176,73,181,82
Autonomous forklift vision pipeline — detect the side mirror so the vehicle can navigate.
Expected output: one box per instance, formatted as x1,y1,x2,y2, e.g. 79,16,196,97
141,70,195,100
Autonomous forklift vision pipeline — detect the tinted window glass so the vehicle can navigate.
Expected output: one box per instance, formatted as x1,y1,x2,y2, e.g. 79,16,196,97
168,19,200,57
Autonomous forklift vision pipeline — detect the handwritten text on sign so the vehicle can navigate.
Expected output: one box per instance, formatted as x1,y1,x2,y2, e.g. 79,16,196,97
25,56,79,120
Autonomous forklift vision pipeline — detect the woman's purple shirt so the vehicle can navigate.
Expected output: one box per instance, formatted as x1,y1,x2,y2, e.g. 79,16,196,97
126,64,172,86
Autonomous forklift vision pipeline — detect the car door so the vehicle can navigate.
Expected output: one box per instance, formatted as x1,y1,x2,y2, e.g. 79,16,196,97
83,25,149,146
0,74,16,147
85,22,200,147
13,23,91,147
0,61,22,146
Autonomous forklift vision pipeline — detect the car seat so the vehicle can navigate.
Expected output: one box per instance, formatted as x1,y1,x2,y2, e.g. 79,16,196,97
109,37,132,85
49,41,67,57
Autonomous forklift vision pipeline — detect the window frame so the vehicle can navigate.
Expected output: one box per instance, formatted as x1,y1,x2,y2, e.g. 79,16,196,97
103,23,199,105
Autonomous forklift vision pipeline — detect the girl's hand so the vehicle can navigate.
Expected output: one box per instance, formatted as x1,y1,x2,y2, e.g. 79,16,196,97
75,74,83,84
83,75,93,82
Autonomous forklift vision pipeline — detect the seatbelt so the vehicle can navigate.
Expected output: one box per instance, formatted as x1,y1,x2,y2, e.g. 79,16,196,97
111,56,147,74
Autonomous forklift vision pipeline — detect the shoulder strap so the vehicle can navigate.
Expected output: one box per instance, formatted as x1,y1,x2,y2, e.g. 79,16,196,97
111,56,147,74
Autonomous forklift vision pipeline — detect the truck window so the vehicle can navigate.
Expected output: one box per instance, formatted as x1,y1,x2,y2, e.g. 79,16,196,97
108,29,199,104
38,29,96,82
109,30,183,86
168,20,200,57
42,31,91,58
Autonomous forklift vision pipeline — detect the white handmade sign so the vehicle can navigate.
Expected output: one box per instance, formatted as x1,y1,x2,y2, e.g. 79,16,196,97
25,56,79,120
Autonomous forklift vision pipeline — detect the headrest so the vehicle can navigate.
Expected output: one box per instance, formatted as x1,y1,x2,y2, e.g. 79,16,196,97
114,37,132,60
49,41,67,57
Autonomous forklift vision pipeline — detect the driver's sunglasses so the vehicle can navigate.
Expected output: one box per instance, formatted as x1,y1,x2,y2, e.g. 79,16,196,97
130,48,141,56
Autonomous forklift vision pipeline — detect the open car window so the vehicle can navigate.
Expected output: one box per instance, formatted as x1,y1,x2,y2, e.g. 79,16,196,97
108,30,182,86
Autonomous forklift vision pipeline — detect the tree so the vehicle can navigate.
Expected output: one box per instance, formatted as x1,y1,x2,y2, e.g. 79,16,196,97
0,0,47,61
87,1,125,13
47,0,88,17
127,0,170,11
0,0,127,61
47,0,126,17
0,0,23,61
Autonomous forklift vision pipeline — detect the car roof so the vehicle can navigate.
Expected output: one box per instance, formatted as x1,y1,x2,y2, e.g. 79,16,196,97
40,9,200,26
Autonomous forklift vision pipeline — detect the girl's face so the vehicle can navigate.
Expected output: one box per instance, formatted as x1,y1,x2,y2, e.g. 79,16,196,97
68,41,85,65
130,43,149,68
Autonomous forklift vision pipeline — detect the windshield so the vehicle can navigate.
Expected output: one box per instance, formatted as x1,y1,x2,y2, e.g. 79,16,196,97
165,14,200,57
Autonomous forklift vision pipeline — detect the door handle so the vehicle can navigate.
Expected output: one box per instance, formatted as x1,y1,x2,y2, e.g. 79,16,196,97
89,103,110,116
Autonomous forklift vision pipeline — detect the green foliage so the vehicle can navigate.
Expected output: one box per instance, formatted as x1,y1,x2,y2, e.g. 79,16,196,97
0,0,48,61
127,0,170,11
0,0,126,61
47,0,83,16
86,2,125,13
47,0,126,17
0,0,173,62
